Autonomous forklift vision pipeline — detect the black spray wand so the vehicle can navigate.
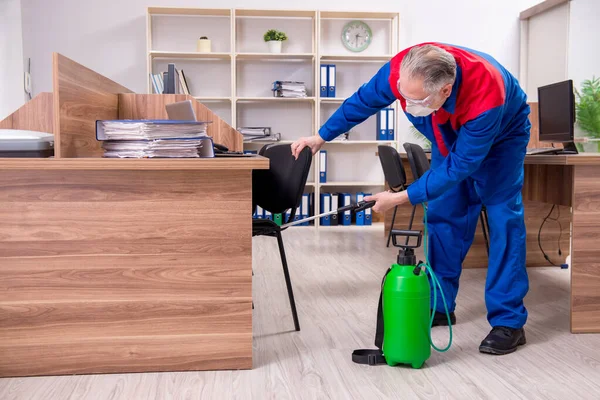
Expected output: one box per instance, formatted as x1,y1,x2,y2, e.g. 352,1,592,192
280,200,376,228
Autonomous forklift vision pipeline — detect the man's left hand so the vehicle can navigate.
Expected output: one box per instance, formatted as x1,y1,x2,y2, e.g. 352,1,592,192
365,191,410,214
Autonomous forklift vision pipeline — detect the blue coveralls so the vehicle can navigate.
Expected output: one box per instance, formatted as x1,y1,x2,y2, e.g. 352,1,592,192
319,43,530,329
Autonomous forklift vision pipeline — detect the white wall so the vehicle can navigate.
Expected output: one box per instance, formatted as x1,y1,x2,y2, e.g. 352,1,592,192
17,0,542,141
20,0,541,95
568,0,600,91
0,0,25,119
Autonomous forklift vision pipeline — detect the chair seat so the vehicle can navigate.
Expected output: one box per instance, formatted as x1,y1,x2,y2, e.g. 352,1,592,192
252,218,281,237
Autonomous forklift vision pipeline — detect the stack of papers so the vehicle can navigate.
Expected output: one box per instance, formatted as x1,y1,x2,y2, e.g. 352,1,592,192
272,81,307,98
96,120,213,158
102,138,214,158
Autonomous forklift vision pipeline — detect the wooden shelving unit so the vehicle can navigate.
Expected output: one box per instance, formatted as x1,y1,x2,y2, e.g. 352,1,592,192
147,7,400,228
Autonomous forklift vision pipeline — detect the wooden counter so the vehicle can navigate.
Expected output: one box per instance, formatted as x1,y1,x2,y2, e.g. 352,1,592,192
0,156,268,377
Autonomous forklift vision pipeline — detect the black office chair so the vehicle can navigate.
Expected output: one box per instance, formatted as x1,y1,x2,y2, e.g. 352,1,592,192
252,144,312,332
403,142,490,255
377,145,409,247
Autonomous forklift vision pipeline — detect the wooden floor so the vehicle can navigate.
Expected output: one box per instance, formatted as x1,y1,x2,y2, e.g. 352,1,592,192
2,226,600,400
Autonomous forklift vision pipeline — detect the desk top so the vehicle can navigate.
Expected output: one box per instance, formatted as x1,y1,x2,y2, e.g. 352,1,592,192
399,152,600,166
524,153,600,165
0,157,270,170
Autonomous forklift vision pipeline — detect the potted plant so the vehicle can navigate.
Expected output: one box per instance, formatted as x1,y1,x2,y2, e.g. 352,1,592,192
263,29,288,53
575,77,600,152
407,126,431,150
197,36,211,53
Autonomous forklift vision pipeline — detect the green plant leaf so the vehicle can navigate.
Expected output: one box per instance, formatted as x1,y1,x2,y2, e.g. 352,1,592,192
576,76,600,136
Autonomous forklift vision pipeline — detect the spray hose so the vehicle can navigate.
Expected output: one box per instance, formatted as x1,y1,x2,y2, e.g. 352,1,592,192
418,203,453,352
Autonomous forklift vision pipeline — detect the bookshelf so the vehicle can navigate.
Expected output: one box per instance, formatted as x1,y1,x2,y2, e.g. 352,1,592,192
147,7,400,228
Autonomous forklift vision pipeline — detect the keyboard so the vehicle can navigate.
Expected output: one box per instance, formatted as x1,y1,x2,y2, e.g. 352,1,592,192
526,147,557,155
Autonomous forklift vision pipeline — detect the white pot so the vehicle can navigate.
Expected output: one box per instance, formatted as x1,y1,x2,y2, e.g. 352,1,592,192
197,39,211,53
267,40,282,53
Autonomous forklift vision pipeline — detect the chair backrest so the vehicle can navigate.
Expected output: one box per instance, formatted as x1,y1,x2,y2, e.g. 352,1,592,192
377,145,407,191
403,142,430,180
252,144,312,221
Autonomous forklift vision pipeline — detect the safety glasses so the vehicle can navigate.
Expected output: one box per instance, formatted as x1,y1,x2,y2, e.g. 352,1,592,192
398,87,435,106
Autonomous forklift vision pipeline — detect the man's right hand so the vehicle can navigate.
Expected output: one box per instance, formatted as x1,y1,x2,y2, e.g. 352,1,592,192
291,135,326,159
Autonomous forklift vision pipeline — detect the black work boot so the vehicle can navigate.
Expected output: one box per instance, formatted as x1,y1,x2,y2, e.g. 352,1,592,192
430,310,456,327
479,326,526,355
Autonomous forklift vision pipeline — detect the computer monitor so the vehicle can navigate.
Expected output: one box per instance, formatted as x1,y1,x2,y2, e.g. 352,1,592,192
538,79,578,154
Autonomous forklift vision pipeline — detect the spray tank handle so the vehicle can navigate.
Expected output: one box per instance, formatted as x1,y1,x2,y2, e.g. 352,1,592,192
390,229,422,249
391,229,423,267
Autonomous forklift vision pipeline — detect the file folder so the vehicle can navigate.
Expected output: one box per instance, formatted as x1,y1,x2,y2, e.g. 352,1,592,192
301,193,310,226
387,108,395,141
256,205,264,219
252,205,257,219
377,109,388,140
331,193,339,226
264,210,273,221
285,209,291,224
294,206,301,225
320,65,329,98
355,192,365,225
274,213,283,226
341,193,352,225
328,64,336,98
319,150,327,183
364,192,372,225
320,193,331,226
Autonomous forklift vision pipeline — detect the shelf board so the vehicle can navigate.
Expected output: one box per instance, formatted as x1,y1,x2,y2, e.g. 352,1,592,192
324,140,395,145
320,97,346,103
243,140,294,145
319,11,398,19
194,96,231,102
235,9,316,18
320,181,385,187
320,54,393,62
236,52,315,60
148,7,231,16
236,97,316,102
150,51,231,59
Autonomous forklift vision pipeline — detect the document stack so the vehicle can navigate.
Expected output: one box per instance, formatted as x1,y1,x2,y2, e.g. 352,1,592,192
272,81,307,98
96,120,213,158
238,127,281,142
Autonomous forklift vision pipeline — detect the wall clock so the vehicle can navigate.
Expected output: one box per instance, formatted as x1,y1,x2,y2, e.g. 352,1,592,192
341,20,372,52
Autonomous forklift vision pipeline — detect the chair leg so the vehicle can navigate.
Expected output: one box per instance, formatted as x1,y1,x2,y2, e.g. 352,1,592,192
276,230,300,332
386,206,399,248
480,207,490,256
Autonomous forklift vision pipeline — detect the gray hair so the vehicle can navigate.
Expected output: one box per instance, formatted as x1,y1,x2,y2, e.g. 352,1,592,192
400,45,457,94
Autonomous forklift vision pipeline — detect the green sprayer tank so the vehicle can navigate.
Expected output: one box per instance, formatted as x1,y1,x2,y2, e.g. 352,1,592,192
382,231,431,369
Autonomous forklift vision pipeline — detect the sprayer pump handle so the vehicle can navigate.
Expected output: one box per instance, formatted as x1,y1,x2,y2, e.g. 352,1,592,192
391,229,423,249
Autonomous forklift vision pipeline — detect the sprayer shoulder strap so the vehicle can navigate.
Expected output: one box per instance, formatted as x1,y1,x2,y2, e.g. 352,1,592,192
351,267,390,366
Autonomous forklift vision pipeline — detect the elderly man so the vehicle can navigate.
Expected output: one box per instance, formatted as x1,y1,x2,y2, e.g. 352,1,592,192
291,43,531,355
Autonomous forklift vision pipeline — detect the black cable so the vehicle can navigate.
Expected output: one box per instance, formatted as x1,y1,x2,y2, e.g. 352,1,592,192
538,204,562,266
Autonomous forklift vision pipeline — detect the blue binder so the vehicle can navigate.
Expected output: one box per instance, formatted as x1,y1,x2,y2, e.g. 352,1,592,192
355,192,365,225
319,150,327,183
377,109,388,140
341,193,352,226
256,205,264,219
387,108,395,141
320,193,331,226
301,193,310,226
244,150,257,154
328,64,336,98
320,65,329,98
264,210,273,221
363,192,372,225
285,209,291,224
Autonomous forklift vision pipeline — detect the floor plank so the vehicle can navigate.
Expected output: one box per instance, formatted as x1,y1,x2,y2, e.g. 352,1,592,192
1,226,600,399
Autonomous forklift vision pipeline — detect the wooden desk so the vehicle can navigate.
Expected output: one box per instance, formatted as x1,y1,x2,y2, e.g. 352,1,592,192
0,53,267,377
0,157,268,377
386,153,600,333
